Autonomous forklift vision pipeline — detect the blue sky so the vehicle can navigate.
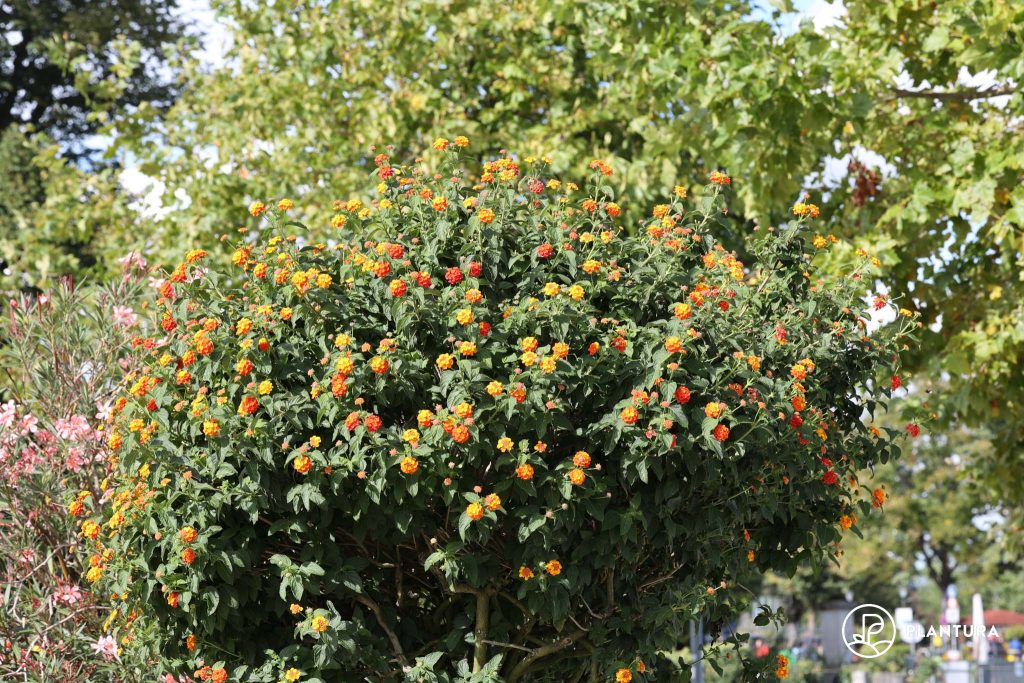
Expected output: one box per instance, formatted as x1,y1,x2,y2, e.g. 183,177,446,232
751,0,846,33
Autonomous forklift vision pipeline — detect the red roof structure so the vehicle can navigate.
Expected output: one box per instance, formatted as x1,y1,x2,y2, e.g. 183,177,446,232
963,609,1024,626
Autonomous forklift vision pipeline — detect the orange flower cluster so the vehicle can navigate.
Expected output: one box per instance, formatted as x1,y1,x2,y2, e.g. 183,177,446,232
775,654,789,678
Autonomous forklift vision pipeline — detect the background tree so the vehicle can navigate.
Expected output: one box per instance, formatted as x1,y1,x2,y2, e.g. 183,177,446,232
1,0,181,150
840,423,1010,621
814,2,1024,518
106,0,833,255
0,128,147,288
0,0,184,288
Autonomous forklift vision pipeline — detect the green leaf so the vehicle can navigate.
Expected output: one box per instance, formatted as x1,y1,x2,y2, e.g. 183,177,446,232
922,26,949,52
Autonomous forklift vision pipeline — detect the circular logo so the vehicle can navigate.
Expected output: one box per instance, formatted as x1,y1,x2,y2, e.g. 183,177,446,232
842,604,896,658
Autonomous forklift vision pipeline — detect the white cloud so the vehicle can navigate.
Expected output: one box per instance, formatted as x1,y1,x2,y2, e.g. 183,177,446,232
119,167,169,218
795,0,846,32
820,146,897,187
176,0,232,67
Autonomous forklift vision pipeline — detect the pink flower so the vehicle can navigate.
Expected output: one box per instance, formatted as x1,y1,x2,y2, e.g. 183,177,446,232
18,547,37,567
10,446,43,481
0,401,18,429
91,635,119,661
65,447,86,472
52,583,84,606
56,414,92,441
95,401,113,422
112,305,138,328
119,252,148,271
18,414,38,434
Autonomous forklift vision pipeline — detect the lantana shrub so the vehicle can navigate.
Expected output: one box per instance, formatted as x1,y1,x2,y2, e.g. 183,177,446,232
92,144,913,682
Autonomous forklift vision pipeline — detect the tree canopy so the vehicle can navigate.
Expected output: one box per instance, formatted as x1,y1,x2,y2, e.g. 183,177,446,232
0,0,184,288
1,0,182,149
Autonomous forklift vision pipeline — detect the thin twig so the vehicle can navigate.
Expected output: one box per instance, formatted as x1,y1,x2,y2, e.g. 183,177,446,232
354,594,409,668
890,86,1015,102
482,639,532,653
505,629,588,683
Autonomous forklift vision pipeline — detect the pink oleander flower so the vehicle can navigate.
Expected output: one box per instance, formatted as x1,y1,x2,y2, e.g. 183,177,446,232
0,401,17,429
52,583,84,606
95,401,113,422
65,447,86,472
18,414,38,434
15,446,43,477
112,305,138,328
55,414,92,441
18,547,37,567
92,635,119,661
119,252,148,271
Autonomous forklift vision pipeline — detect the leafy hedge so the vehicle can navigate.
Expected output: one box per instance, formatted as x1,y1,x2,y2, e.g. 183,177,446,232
88,143,914,682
